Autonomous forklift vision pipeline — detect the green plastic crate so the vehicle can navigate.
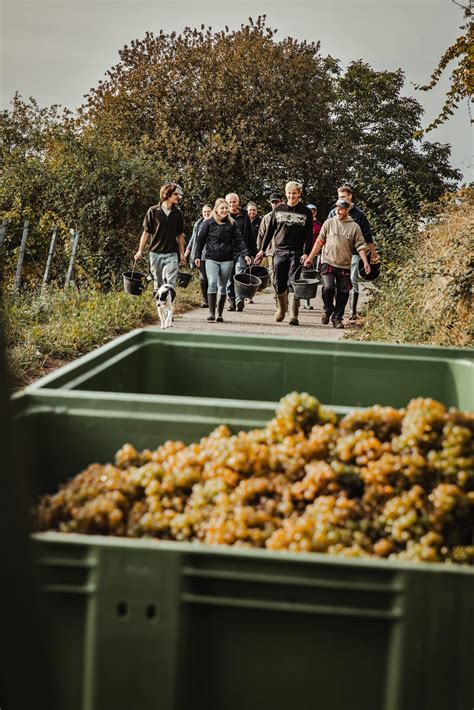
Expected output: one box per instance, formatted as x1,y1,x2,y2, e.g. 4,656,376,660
35,533,473,710
13,392,474,710
26,329,474,410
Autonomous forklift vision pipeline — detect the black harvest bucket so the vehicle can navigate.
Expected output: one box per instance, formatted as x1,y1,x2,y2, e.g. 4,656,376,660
177,270,192,288
246,265,271,291
123,269,146,296
300,267,322,284
234,271,261,300
292,265,318,300
358,252,381,282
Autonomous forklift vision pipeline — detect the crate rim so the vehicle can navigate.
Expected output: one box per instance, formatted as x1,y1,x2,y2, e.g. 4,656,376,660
22,327,474,392
32,531,474,576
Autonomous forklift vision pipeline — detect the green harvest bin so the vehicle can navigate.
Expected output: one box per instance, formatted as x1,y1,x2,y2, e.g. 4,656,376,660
13,391,474,710
26,329,474,410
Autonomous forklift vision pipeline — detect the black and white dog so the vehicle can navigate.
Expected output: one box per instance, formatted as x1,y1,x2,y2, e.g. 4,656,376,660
154,284,176,329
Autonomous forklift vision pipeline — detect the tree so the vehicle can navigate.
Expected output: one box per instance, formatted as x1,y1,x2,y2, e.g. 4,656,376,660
0,96,70,286
44,124,172,284
0,95,64,217
0,95,171,287
415,0,473,135
80,16,340,215
1,18,463,288
81,17,460,220
332,61,461,212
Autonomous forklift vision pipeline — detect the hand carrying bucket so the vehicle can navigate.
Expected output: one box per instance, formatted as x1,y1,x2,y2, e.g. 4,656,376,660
358,252,381,282
123,264,146,296
234,270,261,299
300,266,322,285
292,265,318,300
245,264,271,291
177,270,192,288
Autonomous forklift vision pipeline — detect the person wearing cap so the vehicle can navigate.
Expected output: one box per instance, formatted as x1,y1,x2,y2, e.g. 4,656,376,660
256,192,283,276
328,185,378,320
303,204,322,310
303,199,370,328
134,182,186,305
255,181,313,326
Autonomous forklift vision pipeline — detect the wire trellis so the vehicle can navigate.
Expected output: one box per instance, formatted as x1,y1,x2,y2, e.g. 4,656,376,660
1,219,80,295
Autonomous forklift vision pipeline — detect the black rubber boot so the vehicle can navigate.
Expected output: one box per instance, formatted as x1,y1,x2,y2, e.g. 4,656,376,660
322,287,335,321
200,281,209,308
349,292,359,320
332,291,350,326
207,293,216,321
216,294,226,322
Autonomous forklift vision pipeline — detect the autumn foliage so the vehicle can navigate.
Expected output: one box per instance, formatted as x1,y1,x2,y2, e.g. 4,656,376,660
1,16,462,287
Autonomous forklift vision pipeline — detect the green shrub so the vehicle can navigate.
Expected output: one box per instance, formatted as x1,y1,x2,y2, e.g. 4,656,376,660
348,188,473,347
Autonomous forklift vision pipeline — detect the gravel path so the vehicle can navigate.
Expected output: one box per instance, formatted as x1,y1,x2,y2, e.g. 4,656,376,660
169,284,370,340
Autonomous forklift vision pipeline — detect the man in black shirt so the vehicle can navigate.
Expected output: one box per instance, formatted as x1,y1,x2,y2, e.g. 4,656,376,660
134,183,186,296
225,192,255,311
255,181,312,325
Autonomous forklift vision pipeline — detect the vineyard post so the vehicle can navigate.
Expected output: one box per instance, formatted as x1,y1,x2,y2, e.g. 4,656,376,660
65,229,80,288
13,219,30,295
41,226,58,293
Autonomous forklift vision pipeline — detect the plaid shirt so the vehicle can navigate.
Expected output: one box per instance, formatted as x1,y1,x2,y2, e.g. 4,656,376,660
321,263,351,277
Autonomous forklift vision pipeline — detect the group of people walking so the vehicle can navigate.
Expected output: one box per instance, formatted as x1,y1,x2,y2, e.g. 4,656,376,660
134,180,378,328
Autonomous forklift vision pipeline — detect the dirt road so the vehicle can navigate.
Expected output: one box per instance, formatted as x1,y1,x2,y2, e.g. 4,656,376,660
170,285,369,339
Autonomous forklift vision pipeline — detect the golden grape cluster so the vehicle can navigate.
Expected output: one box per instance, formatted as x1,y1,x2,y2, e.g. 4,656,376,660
36,393,474,564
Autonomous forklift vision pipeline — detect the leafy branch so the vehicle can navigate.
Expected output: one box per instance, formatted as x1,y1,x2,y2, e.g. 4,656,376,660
414,0,473,135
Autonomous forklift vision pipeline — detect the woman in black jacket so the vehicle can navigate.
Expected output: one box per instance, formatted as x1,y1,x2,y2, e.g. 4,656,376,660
195,198,251,322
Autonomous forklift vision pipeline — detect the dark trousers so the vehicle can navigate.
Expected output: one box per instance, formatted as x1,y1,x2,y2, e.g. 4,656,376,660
321,267,352,320
226,255,247,303
273,248,302,295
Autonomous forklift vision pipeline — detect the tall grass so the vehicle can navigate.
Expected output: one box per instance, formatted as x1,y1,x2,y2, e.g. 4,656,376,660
349,188,473,347
4,276,200,389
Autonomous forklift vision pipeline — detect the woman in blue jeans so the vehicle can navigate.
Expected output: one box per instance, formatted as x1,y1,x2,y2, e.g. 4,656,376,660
194,198,251,322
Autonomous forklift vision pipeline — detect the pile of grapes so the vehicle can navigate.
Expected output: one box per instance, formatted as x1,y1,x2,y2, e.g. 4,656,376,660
36,393,474,564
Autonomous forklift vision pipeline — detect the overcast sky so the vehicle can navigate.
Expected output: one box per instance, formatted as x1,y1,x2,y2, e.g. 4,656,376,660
1,0,472,180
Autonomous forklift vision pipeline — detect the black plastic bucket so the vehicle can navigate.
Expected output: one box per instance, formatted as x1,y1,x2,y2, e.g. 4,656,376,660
292,265,318,300
177,271,192,288
301,267,322,285
246,265,271,291
358,253,381,282
123,271,146,296
234,272,261,299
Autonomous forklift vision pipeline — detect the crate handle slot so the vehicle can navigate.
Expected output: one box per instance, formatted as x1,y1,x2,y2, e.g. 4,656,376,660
182,566,403,593
182,593,402,620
